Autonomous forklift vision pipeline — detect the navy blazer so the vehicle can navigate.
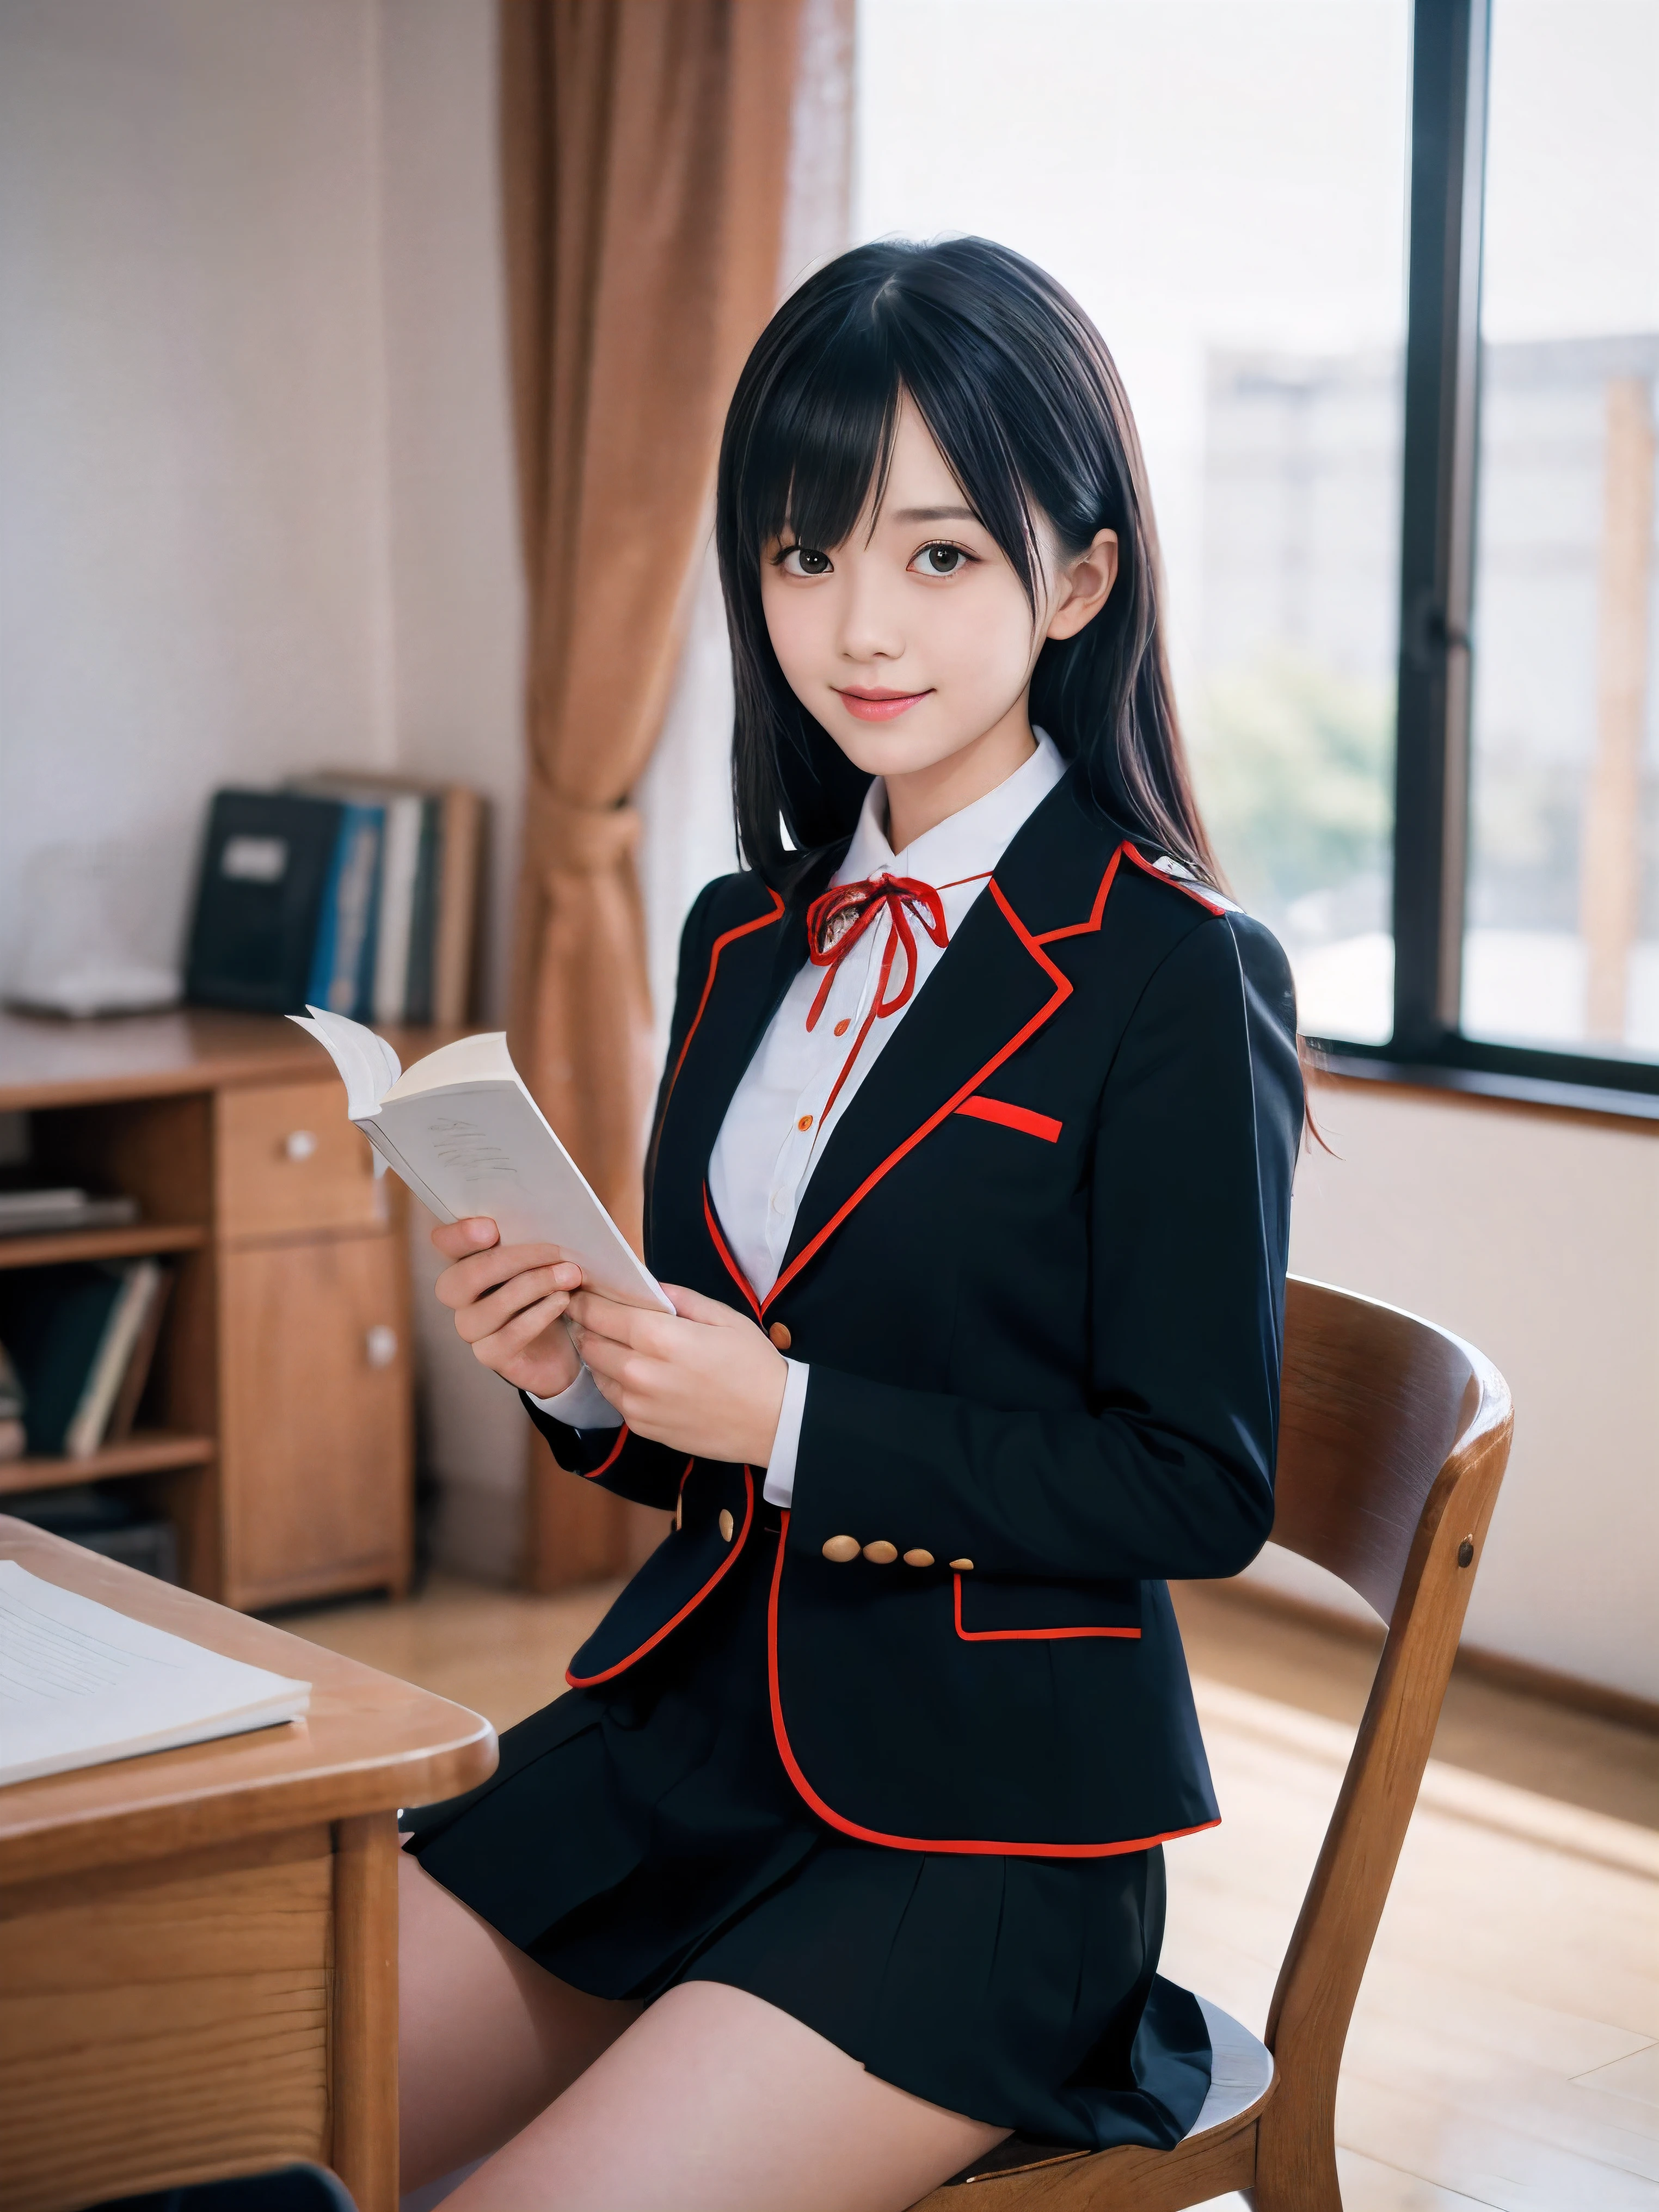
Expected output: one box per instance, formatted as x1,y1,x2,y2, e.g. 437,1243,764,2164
527,765,1302,1858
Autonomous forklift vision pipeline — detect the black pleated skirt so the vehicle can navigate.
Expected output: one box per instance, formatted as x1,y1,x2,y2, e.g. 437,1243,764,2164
402,1510,1211,2154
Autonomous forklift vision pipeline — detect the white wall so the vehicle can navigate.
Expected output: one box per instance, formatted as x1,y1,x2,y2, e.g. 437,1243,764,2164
1274,1082,1659,1703
0,0,531,1576
0,0,397,987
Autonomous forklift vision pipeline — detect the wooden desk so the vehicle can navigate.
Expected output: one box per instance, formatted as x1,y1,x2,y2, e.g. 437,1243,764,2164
0,1008,470,1609
0,1516,496,2212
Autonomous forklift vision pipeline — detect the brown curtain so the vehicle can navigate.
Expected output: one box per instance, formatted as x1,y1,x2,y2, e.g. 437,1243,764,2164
500,0,805,1586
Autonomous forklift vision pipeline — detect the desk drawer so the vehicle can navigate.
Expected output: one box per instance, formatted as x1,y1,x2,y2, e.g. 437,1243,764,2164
217,1079,386,1241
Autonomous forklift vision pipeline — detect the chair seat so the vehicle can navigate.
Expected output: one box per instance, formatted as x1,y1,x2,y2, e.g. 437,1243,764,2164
1188,1995,1275,2137
946,1996,1274,2188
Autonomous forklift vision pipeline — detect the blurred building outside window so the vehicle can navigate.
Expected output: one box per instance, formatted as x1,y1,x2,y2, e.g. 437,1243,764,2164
1463,1,1658,1061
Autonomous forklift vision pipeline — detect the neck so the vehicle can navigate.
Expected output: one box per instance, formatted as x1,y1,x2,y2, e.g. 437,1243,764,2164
882,699,1037,855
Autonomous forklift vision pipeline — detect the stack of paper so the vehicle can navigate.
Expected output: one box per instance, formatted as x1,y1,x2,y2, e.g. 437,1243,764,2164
0,1562,310,1787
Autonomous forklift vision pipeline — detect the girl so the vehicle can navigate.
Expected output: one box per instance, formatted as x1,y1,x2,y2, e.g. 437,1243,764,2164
398,236,1302,2212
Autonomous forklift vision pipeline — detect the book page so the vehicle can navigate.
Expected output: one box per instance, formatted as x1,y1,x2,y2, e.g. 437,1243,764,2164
0,1563,310,1787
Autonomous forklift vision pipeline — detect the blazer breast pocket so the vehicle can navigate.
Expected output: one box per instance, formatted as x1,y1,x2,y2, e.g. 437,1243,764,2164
954,1574,1142,1642
954,1095,1063,1142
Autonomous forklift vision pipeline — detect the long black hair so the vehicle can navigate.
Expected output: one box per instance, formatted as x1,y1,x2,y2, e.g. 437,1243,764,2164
715,236,1221,891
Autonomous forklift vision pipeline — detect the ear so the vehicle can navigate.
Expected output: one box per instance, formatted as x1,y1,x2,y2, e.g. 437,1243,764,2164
1045,529,1119,642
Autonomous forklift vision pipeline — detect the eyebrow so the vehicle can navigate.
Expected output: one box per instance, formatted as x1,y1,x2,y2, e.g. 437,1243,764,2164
887,505,979,524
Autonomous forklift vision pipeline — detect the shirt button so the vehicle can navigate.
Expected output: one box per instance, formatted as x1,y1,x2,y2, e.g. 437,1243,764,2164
797,1114,814,1131
834,1019,851,1036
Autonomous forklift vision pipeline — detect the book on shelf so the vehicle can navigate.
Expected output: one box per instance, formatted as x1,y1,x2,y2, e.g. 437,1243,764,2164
0,1562,309,1786
292,1009,669,1313
0,1259,171,1459
0,1344,21,1463
185,778,483,1025
292,773,484,1025
0,1188,140,1239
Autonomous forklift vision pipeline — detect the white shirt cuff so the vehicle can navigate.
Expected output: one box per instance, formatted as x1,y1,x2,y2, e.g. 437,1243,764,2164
526,1362,622,1429
763,1359,810,1508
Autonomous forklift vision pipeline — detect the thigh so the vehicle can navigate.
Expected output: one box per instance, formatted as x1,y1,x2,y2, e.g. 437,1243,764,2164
442,1977,1010,2212
397,1846,642,2190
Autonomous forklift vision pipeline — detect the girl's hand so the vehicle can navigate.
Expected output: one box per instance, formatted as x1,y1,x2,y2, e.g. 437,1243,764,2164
568,1283,789,1466
432,1216,585,1399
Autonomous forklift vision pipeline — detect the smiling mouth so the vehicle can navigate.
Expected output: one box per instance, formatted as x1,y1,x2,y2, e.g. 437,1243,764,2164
835,687,932,722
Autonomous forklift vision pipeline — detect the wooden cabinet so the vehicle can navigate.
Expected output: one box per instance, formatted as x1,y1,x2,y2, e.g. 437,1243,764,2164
0,1010,463,1609
220,1233,411,1607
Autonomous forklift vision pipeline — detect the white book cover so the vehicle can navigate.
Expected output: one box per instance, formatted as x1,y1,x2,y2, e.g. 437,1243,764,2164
372,794,425,1023
0,1562,310,1787
289,1010,673,1314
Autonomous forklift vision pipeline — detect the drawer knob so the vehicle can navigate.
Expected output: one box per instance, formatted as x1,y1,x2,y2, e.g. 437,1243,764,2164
365,1324,399,1369
284,1129,319,1162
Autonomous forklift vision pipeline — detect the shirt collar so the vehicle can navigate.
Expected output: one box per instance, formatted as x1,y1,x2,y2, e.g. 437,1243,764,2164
834,727,1067,893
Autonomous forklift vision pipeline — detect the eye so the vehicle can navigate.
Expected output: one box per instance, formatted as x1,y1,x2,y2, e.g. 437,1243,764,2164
778,544,833,576
911,542,972,577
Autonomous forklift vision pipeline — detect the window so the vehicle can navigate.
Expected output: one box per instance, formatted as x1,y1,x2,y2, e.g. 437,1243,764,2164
857,0,1659,1104
1463,2,1659,1062
859,0,1412,1044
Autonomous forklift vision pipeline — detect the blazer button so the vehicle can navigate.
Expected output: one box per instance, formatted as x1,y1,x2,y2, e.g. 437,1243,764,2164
903,1549,935,1568
862,1540,898,1564
950,1558,975,1572
769,1322,792,1351
718,1509,735,1543
822,1534,861,1563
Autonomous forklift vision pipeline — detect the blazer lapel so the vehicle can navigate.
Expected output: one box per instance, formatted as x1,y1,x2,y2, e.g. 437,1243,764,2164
765,771,1116,1313
648,853,840,1265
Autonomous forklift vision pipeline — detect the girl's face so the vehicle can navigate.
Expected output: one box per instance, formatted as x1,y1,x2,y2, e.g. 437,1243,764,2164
759,397,1117,787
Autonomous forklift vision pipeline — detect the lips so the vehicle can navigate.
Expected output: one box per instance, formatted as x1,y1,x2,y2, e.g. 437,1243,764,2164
835,687,932,722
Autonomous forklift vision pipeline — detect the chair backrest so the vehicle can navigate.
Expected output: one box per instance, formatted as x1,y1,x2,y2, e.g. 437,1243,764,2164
1256,1276,1513,2192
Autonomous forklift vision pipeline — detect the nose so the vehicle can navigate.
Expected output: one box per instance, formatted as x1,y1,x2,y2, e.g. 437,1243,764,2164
835,553,904,666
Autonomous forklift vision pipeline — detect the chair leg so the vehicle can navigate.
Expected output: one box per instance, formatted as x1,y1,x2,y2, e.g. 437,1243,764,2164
1251,2087,1342,2212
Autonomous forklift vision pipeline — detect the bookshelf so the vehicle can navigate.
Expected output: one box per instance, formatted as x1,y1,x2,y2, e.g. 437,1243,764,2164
0,1007,467,1608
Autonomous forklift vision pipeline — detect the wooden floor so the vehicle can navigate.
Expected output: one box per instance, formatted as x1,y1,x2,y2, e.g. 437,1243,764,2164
288,1573,1659,2211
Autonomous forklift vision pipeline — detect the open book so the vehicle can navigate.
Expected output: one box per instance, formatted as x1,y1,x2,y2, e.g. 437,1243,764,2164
290,1010,672,1313
0,1563,310,1787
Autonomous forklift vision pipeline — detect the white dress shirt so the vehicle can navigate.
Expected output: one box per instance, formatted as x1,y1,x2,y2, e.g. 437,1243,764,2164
531,729,1068,1508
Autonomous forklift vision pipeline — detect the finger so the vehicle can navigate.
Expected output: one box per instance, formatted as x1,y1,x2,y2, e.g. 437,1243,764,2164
661,1282,755,1330
431,1215,500,1261
472,1293,575,1369
567,1292,671,1350
436,1246,581,1312
453,1268,575,1345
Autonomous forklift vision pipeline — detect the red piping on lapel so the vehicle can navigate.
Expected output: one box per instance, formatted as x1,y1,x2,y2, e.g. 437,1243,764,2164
566,1464,755,1687
766,1511,1215,1856
955,1096,1062,1142
703,1185,762,1320
658,886,787,1133
952,1572,1140,1641
757,877,1072,1317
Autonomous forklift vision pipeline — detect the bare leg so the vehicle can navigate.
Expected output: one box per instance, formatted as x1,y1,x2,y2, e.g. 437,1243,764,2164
444,1978,1011,2212
397,1847,642,2189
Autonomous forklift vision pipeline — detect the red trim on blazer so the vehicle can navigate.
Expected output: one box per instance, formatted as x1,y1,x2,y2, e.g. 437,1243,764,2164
566,1464,755,1687
703,1184,763,1320
766,1511,1216,1857
954,1096,1062,1143
756,877,1074,1317
581,1424,630,1479
952,1572,1140,1641
657,886,787,1133
1119,842,1231,914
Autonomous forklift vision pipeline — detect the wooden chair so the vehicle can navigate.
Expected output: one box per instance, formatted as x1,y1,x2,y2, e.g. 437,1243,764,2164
918,1275,1514,2212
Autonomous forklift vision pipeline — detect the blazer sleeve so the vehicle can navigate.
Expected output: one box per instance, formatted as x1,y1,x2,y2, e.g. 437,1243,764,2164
785,910,1304,1583
520,873,728,1511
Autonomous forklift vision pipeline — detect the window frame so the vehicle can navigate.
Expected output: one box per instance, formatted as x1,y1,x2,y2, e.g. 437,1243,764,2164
1303,0,1659,1114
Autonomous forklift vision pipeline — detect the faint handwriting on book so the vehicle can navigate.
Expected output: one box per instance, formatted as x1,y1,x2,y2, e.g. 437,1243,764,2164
425,1117,520,1184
